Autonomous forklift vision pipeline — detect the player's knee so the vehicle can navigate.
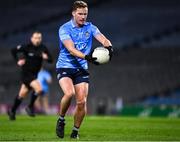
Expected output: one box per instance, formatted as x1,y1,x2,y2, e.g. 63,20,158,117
33,83,42,93
19,92,27,98
76,99,86,110
18,94,26,99
36,90,43,96
64,90,74,98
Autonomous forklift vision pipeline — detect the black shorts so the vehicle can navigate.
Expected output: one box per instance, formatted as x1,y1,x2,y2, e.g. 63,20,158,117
21,71,38,88
56,68,89,85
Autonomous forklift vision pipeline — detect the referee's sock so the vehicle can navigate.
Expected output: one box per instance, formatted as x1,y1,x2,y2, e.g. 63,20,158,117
58,115,65,122
11,95,23,113
28,91,39,108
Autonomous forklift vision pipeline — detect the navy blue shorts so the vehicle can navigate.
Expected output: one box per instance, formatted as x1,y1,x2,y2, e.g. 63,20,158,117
56,68,89,85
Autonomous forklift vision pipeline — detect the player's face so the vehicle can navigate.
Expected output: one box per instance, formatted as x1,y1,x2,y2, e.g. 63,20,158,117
31,33,42,46
72,7,88,27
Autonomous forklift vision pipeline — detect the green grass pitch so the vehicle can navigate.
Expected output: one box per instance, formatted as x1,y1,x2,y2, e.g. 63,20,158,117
0,115,180,141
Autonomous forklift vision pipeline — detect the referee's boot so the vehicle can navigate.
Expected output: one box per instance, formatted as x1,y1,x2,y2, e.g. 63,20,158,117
25,106,35,117
70,130,79,139
56,118,65,138
7,109,16,121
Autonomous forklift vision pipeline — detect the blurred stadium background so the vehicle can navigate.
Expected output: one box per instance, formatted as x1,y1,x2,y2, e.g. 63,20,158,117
0,0,180,117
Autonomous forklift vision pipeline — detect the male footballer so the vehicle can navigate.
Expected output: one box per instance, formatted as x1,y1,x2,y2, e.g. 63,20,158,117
56,1,113,139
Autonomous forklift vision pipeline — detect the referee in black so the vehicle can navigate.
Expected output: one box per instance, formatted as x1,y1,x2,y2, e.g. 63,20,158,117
8,31,53,120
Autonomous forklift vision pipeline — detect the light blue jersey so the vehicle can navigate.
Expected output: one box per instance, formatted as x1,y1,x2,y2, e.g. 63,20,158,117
56,19,101,69
38,70,52,94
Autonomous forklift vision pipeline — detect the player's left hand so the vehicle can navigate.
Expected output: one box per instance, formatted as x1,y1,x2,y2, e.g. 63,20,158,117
105,46,113,60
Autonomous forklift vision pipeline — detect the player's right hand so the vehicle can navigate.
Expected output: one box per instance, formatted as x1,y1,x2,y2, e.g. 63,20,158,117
85,54,99,65
17,59,26,66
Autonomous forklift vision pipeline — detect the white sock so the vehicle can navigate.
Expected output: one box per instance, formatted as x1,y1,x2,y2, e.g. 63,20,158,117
73,126,79,132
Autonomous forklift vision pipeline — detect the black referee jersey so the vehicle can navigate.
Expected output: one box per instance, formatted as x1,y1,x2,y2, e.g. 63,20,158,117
11,42,53,74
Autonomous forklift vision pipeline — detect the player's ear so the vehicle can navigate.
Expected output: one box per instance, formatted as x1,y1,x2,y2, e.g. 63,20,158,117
72,11,75,17
30,37,33,43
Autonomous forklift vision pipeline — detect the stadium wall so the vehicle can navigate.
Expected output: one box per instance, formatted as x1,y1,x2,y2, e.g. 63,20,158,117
0,46,180,114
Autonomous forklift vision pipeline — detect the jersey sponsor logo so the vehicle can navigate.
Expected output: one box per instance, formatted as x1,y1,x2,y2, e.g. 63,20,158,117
74,42,88,50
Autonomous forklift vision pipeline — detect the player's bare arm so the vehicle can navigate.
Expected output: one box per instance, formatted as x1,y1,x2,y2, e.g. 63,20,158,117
95,33,112,47
95,33,113,59
63,39,98,64
63,39,85,59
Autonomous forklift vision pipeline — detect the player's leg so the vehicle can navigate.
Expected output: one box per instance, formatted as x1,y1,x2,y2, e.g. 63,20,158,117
8,84,29,120
59,77,75,117
56,77,75,138
42,94,49,114
25,79,42,117
34,93,42,113
71,82,88,139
